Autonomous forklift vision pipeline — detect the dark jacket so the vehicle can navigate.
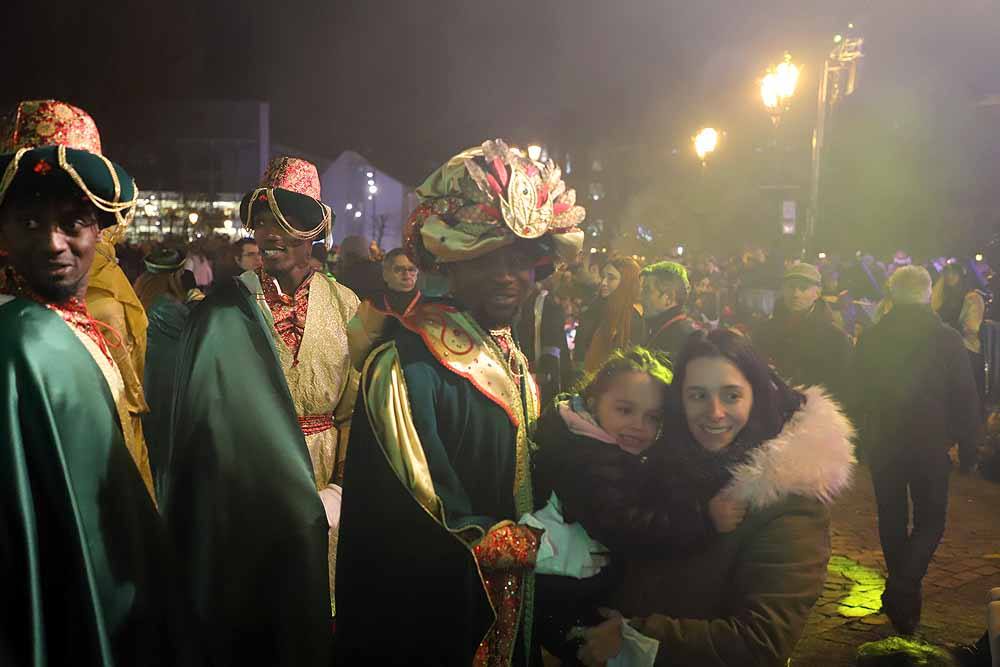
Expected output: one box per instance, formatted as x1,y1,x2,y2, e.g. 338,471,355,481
516,289,570,407
335,258,382,301
613,387,855,667
644,305,699,363
753,299,853,404
531,401,713,664
533,403,713,554
854,303,980,470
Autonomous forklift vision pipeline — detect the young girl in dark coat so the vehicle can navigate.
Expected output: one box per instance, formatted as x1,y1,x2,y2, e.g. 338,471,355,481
528,347,746,665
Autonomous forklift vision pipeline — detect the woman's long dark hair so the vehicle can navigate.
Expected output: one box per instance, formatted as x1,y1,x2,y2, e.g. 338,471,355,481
670,328,804,446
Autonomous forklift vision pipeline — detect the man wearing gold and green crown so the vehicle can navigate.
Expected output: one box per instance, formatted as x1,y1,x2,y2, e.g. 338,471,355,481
336,139,585,666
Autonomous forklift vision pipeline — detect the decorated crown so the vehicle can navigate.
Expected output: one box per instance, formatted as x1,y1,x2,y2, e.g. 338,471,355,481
404,139,585,270
240,156,333,244
0,100,137,228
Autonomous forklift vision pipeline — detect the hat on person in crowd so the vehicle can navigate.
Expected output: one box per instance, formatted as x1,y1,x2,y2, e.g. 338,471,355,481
887,265,932,305
403,138,585,278
783,262,823,287
240,156,334,247
143,247,187,274
0,99,137,228
641,260,691,295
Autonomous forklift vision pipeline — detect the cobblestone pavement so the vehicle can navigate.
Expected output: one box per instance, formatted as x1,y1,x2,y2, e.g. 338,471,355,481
791,466,1000,665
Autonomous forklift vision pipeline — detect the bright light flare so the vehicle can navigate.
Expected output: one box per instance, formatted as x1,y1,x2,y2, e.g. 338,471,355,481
761,53,800,111
694,127,719,161
527,144,543,161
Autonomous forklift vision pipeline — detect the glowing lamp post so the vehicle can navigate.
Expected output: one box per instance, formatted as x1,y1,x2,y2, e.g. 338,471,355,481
761,52,800,125
694,127,720,165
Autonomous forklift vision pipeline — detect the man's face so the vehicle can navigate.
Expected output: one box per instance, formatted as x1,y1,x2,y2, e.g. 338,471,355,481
0,196,101,303
448,245,535,329
251,211,312,276
236,242,263,272
384,254,419,292
782,278,821,313
640,276,674,318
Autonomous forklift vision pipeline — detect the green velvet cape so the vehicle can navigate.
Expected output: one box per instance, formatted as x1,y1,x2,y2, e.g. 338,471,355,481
161,279,332,667
0,297,194,666
335,319,534,666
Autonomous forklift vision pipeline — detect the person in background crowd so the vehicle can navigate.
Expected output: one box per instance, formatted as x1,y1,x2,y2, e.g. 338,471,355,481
753,261,853,406
640,260,699,362
933,261,987,412
165,156,360,666
376,247,422,316
135,247,204,486
350,247,424,368
516,274,571,407
336,139,585,665
571,250,606,302
336,233,383,300
86,208,153,496
235,236,263,272
855,266,980,635
133,246,201,310
579,255,643,376
0,98,194,665
309,241,328,273
578,328,855,667
184,243,214,289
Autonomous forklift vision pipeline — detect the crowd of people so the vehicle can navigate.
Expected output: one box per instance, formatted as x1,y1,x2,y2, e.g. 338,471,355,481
2,99,998,667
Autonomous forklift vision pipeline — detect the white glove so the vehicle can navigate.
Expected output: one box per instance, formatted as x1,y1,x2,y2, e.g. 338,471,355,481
318,484,343,531
608,621,660,667
519,493,609,579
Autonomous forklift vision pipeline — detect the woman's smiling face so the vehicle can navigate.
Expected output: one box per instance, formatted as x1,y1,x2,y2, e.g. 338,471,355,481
681,356,753,452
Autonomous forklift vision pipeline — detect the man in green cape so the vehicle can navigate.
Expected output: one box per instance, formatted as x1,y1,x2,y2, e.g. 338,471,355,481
0,99,194,666
162,156,361,666
335,139,586,666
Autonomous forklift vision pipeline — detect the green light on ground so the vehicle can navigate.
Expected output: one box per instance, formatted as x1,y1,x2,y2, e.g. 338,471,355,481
827,555,886,617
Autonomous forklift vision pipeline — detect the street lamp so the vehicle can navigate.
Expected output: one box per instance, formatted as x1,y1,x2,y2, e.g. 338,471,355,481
694,127,720,164
761,52,800,125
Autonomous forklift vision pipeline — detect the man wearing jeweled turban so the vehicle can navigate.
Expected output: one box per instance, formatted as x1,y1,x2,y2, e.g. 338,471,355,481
335,139,585,665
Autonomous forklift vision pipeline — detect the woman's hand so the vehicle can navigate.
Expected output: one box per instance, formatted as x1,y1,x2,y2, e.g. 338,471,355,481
577,609,624,667
708,492,748,533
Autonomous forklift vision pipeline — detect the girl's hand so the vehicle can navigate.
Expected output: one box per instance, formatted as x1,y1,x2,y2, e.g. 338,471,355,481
577,609,624,667
708,492,747,533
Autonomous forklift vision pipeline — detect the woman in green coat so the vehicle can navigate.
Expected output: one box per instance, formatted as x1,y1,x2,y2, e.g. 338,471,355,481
579,329,856,667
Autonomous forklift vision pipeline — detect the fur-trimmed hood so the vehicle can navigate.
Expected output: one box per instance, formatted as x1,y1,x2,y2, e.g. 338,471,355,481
723,386,856,509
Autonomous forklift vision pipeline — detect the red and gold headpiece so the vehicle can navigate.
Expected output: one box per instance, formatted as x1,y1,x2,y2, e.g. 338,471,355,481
0,100,137,229
240,156,333,246
404,139,585,270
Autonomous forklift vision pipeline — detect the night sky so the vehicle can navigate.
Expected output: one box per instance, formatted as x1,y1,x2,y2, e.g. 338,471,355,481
4,0,1000,253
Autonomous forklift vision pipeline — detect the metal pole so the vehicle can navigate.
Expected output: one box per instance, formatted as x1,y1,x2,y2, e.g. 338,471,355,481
807,57,830,247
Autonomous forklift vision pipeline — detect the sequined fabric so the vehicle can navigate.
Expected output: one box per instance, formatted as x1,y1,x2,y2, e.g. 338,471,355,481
2,267,117,362
250,271,360,615
472,524,540,667
262,156,323,200
2,99,102,153
260,269,312,361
